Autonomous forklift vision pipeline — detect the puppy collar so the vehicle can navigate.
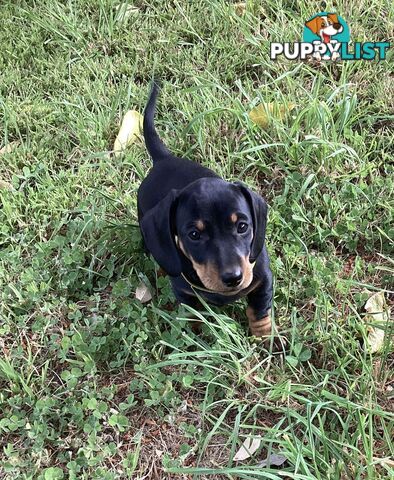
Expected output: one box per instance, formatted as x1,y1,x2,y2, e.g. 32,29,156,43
174,235,256,295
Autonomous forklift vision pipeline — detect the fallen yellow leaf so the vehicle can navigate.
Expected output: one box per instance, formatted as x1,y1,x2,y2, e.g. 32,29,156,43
114,110,143,157
364,291,390,353
249,102,295,129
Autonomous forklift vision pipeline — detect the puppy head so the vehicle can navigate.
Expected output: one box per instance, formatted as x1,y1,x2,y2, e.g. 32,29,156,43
140,178,267,292
306,14,342,35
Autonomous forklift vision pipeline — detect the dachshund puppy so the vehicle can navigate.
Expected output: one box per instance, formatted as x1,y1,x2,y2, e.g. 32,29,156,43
137,82,273,337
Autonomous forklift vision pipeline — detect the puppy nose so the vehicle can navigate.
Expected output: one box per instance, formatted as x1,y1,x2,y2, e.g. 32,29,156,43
221,270,243,288
334,23,341,29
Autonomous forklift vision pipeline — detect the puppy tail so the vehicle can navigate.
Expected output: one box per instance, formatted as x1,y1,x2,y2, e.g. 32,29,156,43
143,80,171,161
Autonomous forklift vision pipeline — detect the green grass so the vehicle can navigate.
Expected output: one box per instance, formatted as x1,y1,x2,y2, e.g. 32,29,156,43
0,0,393,479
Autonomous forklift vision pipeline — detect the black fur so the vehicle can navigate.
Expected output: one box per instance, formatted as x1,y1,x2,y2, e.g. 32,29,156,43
137,82,273,320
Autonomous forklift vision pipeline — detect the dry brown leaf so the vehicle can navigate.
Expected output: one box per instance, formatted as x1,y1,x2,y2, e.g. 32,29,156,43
249,102,295,129
114,110,143,157
0,141,19,155
0,179,14,191
364,291,389,353
234,2,246,15
135,281,152,303
233,436,262,461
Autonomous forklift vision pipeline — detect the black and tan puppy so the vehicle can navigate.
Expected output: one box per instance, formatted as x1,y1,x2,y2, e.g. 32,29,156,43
137,82,273,337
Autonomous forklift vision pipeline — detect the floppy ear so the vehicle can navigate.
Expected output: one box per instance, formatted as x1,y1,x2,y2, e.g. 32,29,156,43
235,183,268,262
305,16,320,35
139,189,182,277
328,13,339,24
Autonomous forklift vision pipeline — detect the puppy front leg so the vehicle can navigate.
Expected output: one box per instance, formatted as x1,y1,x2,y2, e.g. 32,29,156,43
170,279,203,333
246,271,273,337
247,306,272,337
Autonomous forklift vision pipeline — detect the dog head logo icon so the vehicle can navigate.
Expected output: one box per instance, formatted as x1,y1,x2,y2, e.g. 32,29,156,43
270,11,389,61
303,12,350,60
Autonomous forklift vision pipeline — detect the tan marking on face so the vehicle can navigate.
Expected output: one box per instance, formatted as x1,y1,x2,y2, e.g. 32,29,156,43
178,240,255,293
178,239,225,290
190,254,255,293
230,213,238,223
240,255,254,290
246,306,272,337
190,260,224,291
196,220,205,231
178,239,187,257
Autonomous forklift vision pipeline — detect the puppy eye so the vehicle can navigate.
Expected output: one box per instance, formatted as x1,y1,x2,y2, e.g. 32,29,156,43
188,230,201,240
237,222,248,234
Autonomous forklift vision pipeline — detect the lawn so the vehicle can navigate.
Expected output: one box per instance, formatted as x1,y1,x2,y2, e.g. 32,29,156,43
0,1,393,479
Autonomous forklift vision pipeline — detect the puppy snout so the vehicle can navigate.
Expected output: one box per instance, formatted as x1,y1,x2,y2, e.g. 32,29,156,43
221,270,243,288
